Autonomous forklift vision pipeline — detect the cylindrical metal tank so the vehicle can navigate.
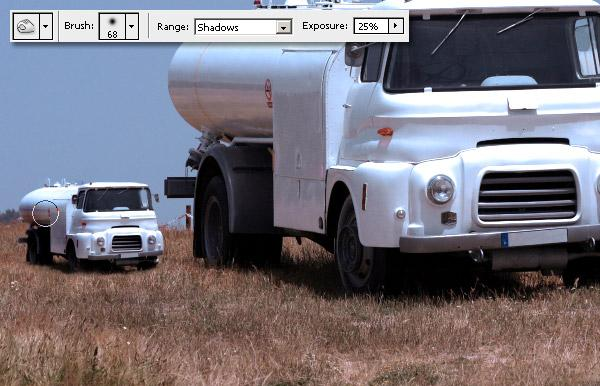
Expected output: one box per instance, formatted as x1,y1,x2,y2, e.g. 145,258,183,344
168,43,341,139
168,43,283,138
19,186,78,226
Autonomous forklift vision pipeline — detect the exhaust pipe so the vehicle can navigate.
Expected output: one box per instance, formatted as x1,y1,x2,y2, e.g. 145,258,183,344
468,248,485,263
585,237,596,252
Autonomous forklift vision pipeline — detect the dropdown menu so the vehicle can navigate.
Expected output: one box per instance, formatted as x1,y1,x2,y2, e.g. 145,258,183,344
98,12,139,40
39,13,52,39
12,12,53,40
194,19,292,35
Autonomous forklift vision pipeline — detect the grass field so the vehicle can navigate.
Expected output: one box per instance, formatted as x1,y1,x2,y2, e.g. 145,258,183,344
1,222,600,385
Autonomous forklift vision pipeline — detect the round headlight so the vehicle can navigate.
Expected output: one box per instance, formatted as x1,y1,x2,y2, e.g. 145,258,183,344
427,175,455,204
148,235,156,245
96,237,105,247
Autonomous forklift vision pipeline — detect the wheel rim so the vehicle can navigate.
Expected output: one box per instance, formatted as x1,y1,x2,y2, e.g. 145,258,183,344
204,196,224,260
338,218,373,288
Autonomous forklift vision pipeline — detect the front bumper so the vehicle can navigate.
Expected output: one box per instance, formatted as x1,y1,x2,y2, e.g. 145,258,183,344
399,224,600,253
87,250,163,261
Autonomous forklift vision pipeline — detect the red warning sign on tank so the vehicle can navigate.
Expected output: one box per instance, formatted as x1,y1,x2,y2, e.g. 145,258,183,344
265,78,273,108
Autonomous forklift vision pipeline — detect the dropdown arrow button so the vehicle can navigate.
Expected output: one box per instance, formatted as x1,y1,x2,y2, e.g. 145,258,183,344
276,20,292,34
124,13,139,40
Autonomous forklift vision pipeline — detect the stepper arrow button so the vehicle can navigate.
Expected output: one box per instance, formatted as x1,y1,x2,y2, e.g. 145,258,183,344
388,18,404,34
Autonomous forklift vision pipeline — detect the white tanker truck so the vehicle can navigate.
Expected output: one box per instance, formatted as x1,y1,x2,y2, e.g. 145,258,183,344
19,182,164,271
165,0,600,292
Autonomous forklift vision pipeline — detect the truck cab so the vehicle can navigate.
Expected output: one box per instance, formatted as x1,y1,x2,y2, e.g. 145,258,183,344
328,1,600,290
68,183,164,268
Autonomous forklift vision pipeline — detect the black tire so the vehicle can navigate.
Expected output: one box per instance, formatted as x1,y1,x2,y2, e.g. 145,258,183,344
137,258,159,270
563,269,577,288
26,229,52,265
563,257,600,288
67,244,81,273
201,175,236,266
26,234,38,264
335,196,387,294
36,228,53,265
200,175,282,267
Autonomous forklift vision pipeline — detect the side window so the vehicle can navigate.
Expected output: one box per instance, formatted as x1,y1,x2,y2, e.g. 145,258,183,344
76,190,86,209
361,43,384,82
141,189,151,210
574,17,600,77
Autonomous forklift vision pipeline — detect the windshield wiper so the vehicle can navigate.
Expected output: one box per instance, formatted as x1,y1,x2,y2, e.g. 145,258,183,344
91,188,128,211
431,11,468,56
497,9,543,35
95,189,109,203
350,42,378,53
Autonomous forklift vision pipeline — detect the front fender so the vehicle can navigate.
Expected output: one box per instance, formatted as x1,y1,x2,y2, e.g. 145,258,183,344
197,144,278,234
327,162,413,248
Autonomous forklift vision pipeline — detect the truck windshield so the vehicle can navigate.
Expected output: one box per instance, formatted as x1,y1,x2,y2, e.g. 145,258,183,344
385,14,600,92
83,188,152,212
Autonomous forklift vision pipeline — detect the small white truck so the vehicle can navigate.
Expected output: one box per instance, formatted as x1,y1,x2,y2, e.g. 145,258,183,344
19,182,164,271
164,0,600,292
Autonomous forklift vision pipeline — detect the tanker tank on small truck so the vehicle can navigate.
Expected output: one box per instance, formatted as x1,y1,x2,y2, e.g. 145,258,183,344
19,182,164,271
165,0,600,292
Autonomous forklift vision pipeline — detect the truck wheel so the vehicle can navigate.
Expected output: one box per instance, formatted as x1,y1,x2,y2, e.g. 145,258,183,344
36,228,53,265
563,257,600,287
201,175,282,267
335,196,387,294
201,175,235,266
26,234,38,264
138,258,158,270
67,244,81,272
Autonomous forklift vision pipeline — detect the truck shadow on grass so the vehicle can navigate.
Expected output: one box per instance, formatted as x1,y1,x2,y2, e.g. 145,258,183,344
46,260,147,275
266,250,563,301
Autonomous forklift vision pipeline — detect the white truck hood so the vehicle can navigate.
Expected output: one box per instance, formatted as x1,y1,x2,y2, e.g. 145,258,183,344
73,211,159,234
342,86,600,163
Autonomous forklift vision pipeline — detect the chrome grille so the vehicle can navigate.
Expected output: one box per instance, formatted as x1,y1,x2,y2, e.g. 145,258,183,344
478,170,577,223
111,235,142,251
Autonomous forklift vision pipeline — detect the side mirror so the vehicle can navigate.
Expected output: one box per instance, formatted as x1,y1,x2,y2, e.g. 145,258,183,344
154,194,160,203
345,42,366,67
71,195,78,205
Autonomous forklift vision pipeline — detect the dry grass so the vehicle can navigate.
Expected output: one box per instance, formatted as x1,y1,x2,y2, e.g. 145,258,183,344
1,223,600,385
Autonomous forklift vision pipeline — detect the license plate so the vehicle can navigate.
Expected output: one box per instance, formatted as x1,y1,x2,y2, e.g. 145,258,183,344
120,253,139,259
501,228,567,248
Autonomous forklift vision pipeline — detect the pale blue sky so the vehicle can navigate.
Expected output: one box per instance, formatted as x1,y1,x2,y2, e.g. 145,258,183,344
1,0,249,224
